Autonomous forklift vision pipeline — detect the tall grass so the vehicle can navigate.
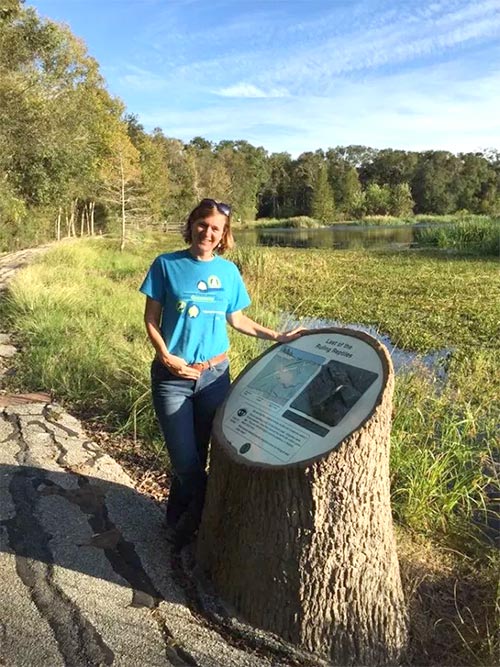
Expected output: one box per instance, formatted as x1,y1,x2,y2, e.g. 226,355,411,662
2,239,162,439
359,213,496,227
248,216,325,229
414,217,500,255
390,371,494,539
2,238,498,538
247,213,496,230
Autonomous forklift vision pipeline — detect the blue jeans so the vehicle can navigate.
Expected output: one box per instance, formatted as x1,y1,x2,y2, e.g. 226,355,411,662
151,358,230,530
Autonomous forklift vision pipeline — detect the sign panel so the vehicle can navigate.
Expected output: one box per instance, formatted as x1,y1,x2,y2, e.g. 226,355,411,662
222,332,384,465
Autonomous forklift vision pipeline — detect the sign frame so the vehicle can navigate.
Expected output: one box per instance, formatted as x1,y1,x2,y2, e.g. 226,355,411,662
212,327,392,470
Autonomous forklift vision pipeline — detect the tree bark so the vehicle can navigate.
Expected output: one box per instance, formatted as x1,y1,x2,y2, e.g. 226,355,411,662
55,207,61,241
80,207,85,236
196,329,408,666
90,201,95,236
119,153,126,251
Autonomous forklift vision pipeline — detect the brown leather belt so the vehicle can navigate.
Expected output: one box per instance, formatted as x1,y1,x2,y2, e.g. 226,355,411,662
189,352,228,372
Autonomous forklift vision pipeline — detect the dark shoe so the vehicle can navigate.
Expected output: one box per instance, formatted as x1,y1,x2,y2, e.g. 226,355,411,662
172,528,197,550
172,511,199,549
161,516,197,549
161,521,178,544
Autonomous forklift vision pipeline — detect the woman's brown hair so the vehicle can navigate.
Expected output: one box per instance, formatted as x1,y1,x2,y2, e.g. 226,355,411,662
182,199,234,254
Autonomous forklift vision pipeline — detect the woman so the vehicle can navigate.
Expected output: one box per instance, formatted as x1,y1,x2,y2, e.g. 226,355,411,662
140,198,303,547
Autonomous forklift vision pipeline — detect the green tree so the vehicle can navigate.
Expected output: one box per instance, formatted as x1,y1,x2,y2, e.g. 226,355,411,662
389,183,415,217
334,145,378,168
292,151,324,216
412,151,460,214
312,163,335,222
360,149,418,187
0,4,125,247
100,126,142,250
454,153,498,214
125,116,173,225
216,140,268,221
350,190,367,219
258,152,293,218
151,131,197,221
365,183,391,215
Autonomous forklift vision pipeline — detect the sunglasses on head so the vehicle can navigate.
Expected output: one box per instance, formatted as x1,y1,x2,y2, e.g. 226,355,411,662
200,198,231,217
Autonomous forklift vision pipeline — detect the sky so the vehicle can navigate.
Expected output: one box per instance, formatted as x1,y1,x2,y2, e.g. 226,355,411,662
30,0,500,157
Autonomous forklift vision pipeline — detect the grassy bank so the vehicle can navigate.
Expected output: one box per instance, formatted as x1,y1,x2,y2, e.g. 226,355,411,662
414,217,500,255
247,215,326,229
247,213,496,230
2,235,499,664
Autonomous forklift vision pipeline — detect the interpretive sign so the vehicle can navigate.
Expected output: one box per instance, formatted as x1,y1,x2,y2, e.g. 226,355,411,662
222,330,385,466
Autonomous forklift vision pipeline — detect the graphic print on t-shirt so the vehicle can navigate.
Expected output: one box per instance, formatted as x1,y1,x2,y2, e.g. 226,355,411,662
208,275,222,289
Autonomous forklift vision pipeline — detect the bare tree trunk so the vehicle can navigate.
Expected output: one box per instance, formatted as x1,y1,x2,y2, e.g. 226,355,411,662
80,208,85,237
55,207,61,241
197,330,408,666
83,203,90,236
90,201,95,236
72,198,78,237
67,198,78,237
119,154,126,251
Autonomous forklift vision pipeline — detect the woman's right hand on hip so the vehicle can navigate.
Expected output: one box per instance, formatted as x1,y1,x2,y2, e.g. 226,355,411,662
159,353,201,380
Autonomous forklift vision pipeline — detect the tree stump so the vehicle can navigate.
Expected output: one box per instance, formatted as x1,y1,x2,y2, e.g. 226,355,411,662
196,328,408,666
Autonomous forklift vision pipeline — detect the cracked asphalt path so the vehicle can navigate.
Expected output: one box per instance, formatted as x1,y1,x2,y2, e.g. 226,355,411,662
0,246,299,667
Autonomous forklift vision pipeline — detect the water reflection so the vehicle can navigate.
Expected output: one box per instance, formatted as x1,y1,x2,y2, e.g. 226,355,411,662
235,224,421,250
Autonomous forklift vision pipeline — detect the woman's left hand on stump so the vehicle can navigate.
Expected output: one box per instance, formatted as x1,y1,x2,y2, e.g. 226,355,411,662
276,327,308,343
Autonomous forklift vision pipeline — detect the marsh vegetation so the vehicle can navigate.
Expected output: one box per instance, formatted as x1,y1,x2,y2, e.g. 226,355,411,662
2,233,498,665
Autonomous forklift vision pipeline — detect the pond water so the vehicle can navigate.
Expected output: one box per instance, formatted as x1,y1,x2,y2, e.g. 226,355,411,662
235,223,454,378
279,314,452,381
234,223,429,250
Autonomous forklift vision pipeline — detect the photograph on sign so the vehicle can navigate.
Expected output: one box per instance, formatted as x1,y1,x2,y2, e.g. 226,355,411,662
290,359,378,427
221,333,384,466
246,346,323,406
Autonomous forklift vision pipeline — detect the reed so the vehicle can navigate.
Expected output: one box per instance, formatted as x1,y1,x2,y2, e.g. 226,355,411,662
414,217,500,255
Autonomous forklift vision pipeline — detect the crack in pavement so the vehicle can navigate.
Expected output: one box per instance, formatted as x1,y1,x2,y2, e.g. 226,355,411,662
2,410,201,666
1,467,115,666
25,418,71,468
5,412,32,467
25,415,107,471
39,475,201,665
41,475,162,608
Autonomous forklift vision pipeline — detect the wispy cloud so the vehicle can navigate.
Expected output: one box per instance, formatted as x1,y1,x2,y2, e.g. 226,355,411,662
254,0,500,93
139,0,499,98
138,58,500,156
115,65,168,92
215,83,289,98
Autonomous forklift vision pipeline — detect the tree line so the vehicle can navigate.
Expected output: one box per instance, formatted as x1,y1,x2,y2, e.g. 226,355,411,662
1,3,499,251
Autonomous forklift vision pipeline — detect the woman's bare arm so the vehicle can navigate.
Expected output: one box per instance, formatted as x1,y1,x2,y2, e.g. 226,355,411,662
226,310,305,342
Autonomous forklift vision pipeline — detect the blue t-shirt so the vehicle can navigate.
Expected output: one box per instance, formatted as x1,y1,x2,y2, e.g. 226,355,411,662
140,250,251,363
